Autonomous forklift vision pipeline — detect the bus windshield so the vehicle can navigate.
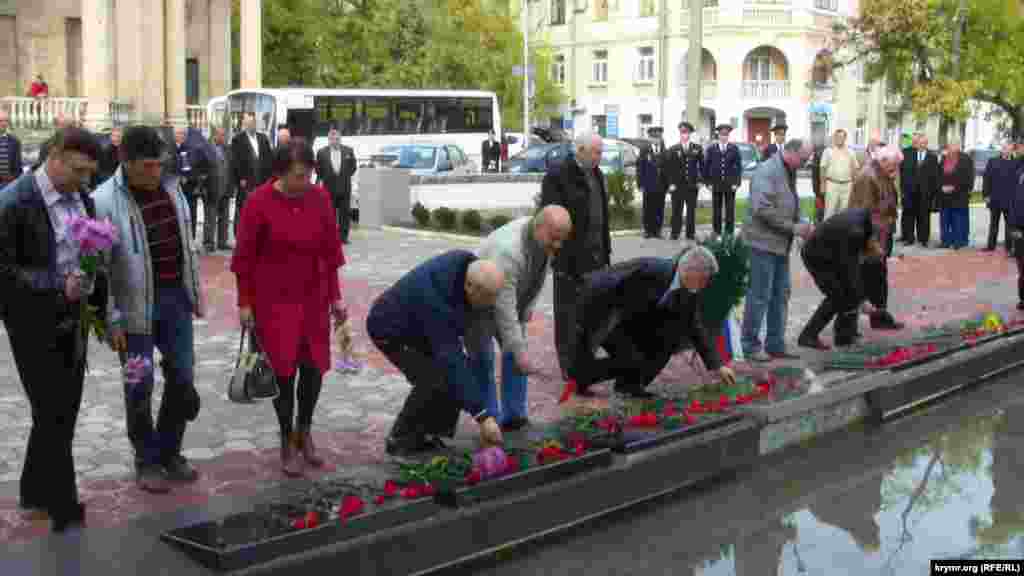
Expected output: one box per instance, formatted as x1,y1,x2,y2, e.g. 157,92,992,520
227,92,276,135
310,95,493,140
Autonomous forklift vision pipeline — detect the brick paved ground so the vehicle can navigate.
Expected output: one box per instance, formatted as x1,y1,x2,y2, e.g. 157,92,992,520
0,206,1018,543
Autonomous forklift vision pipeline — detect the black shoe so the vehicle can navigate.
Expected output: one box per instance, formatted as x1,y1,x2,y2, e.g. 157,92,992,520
1018,302,1024,311
670,235,680,241
502,417,530,432
51,502,86,533
164,456,200,483
386,435,434,457
614,386,655,399
870,311,905,330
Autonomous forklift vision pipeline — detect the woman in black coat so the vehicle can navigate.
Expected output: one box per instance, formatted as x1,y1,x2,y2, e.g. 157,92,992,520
938,140,975,249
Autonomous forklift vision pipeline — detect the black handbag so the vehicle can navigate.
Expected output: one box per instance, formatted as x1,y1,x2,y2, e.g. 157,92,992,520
228,327,279,403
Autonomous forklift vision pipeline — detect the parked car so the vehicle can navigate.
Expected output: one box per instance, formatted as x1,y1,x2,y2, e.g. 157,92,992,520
969,147,1000,177
600,139,639,177
377,143,477,176
503,132,526,159
504,142,573,174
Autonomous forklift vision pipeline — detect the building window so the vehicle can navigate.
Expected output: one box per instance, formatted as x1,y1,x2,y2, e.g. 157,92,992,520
814,0,838,10
551,0,566,25
592,50,609,84
552,54,566,85
704,0,719,6
855,118,866,146
186,58,200,105
638,114,653,137
594,0,609,21
749,51,772,81
636,47,655,83
640,0,656,17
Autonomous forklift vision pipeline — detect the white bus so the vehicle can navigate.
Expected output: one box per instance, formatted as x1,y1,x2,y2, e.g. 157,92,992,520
206,88,502,168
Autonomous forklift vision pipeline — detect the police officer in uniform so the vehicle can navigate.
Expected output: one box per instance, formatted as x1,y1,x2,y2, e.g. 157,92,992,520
762,122,788,161
703,124,744,236
641,127,666,238
660,121,704,240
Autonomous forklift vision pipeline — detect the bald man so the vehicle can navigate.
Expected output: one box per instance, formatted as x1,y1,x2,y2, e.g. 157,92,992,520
467,205,572,430
367,250,506,456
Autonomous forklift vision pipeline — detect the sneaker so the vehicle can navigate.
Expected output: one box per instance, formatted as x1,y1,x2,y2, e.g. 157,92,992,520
164,456,200,483
137,466,171,494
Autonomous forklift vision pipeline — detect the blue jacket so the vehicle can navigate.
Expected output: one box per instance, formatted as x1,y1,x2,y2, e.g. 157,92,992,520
983,156,1017,212
366,250,488,420
703,142,743,187
1011,163,1024,228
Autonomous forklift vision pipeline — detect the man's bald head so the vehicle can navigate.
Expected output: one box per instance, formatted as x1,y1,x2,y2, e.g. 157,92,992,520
465,259,504,308
534,205,572,259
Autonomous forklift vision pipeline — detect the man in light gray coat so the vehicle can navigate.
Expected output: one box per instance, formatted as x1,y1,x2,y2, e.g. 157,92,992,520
740,139,814,362
467,205,572,430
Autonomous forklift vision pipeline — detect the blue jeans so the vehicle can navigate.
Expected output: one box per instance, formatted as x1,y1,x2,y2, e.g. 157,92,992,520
469,341,528,425
940,207,970,247
741,247,791,355
121,285,195,468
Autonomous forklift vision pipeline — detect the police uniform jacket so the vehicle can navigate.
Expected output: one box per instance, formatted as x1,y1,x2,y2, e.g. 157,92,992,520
660,142,704,195
703,142,743,187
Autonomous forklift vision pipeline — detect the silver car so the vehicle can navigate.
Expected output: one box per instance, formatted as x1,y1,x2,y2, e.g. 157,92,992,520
377,143,477,176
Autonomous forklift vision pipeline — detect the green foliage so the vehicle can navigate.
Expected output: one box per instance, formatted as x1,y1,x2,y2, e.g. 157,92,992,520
488,214,513,230
605,171,637,213
699,234,751,329
411,202,432,227
461,209,484,232
433,206,458,230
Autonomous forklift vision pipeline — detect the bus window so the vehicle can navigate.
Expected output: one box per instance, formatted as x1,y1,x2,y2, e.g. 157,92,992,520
314,96,359,137
396,100,424,134
364,98,393,134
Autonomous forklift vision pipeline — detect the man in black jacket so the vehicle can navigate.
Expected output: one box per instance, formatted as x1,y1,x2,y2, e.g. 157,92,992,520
0,110,23,186
481,129,501,173
0,127,106,532
899,133,939,246
539,130,611,382
983,142,1016,254
660,121,704,240
703,124,744,236
798,208,881,349
572,246,736,397
97,126,122,183
315,128,358,243
229,112,273,234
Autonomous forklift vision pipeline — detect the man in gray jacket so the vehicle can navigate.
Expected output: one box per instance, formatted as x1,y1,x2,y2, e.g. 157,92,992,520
740,139,814,362
466,205,572,430
93,126,206,494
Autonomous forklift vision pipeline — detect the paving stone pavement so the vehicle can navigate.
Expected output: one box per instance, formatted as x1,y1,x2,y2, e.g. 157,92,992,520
0,206,1018,543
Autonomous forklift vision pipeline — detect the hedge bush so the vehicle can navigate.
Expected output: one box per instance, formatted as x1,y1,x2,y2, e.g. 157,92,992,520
462,209,483,233
488,214,513,230
433,206,458,230
411,202,431,227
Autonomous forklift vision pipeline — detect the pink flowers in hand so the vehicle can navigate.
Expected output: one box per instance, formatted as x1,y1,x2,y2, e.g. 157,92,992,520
67,214,118,257
122,355,152,385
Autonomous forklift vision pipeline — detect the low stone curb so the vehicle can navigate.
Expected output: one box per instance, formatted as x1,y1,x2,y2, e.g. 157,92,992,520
380,224,646,241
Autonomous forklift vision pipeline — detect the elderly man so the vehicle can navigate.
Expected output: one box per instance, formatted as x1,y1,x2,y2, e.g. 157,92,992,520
741,139,815,362
799,208,883,349
572,247,736,398
849,144,905,330
205,127,232,252
0,110,22,186
983,142,1017,254
820,129,860,219
315,127,357,243
367,251,506,456
0,127,104,532
467,205,572,430
539,130,611,382
899,133,939,246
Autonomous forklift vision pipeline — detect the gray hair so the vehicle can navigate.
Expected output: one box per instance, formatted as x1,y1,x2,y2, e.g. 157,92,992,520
677,246,719,276
574,129,601,151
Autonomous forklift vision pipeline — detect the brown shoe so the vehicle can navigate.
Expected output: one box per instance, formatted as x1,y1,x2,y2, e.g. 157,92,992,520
298,430,324,468
281,432,304,477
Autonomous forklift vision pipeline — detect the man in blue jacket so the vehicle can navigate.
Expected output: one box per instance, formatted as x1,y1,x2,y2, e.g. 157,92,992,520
984,142,1016,255
367,250,506,456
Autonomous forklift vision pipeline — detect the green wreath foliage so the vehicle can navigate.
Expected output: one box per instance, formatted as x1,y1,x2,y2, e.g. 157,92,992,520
699,234,751,329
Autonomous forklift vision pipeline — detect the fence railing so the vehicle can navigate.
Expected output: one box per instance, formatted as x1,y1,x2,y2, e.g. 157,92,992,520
742,80,791,99
2,97,87,129
186,105,209,131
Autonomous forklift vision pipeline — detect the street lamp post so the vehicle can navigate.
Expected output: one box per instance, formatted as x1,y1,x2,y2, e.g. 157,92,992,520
522,0,530,149
687,0,703,135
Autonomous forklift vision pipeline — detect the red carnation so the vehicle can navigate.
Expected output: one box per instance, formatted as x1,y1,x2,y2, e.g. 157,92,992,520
685,413,697,425
291,518,306,530
383,480,399,496
401,485,421,499
719,394,731,407
339,495,364,520
303,511,320,529
505,458,520,474
374,495,386,505
465,468,482,485
573,442,586,457
422,483,436,496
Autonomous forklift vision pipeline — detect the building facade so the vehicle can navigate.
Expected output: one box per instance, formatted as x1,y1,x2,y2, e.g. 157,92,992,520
0,0,263,129
525,0,955,148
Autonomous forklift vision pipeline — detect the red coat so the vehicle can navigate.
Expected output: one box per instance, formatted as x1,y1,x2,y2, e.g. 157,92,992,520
231,180,345,378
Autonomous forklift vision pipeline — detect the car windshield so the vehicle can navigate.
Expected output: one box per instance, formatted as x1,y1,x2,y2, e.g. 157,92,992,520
380,145,437,169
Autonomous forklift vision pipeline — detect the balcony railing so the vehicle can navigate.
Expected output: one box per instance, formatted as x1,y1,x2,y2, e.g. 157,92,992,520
885,92,904,107
742,8,792,25
743,80,790,99
680,81,718,100
812,83,834,102
109,100,135,126
186,105,209,130
2,97,87,129
680,7,718,30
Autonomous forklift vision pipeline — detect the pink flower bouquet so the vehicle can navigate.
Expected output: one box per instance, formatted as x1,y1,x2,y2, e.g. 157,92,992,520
65,214,118,343
122,355,153,385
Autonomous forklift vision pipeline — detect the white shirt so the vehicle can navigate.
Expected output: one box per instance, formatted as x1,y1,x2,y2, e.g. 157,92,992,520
37,166,85,279
918,150,925,163
330,147,341,173
247,131,260,158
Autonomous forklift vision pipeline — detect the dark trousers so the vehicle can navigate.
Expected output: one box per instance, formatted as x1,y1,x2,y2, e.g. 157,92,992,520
554,273,584,381
1016,236,1024,303
643,187,664,235
940,206,970,248
8,323,86,524
901,191,932,244
273,360,324,438
374,339,461,440
181,179,199,240
800,253,859,345
575,322,668,393
205,188,231,249
335,191,352,243
670,188,697,239
711,182,736,235
861,256,888,311
988,207,1011,251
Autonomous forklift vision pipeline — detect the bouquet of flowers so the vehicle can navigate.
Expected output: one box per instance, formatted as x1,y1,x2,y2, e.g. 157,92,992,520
66,214,118,343
122,355,153,385
333,320,364,374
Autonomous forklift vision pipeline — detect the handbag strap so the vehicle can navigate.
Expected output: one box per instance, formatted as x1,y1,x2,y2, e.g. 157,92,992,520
236,326,262,366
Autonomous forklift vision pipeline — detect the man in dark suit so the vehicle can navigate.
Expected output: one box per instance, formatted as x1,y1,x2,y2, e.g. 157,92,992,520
539,130,612,384
798,208,880,349
229,112,273,234
983,142,1016,254
572,247,736,397
640,126,666,238
660,121,704,241
0,110,23,186
315,127,358,243
97,126,122,183
703,124,744,236
762,122,788,161
899,132,939,246
481,129,501,173
0,127,106,532
205,127,232,252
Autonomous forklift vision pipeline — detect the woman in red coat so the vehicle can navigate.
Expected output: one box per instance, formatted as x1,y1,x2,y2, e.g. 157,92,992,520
231,139,346,477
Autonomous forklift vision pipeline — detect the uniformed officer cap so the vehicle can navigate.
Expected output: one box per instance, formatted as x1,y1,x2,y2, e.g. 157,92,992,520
715,124,733,133
771,122,788,133
678,121,695,133
647,126,663,137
